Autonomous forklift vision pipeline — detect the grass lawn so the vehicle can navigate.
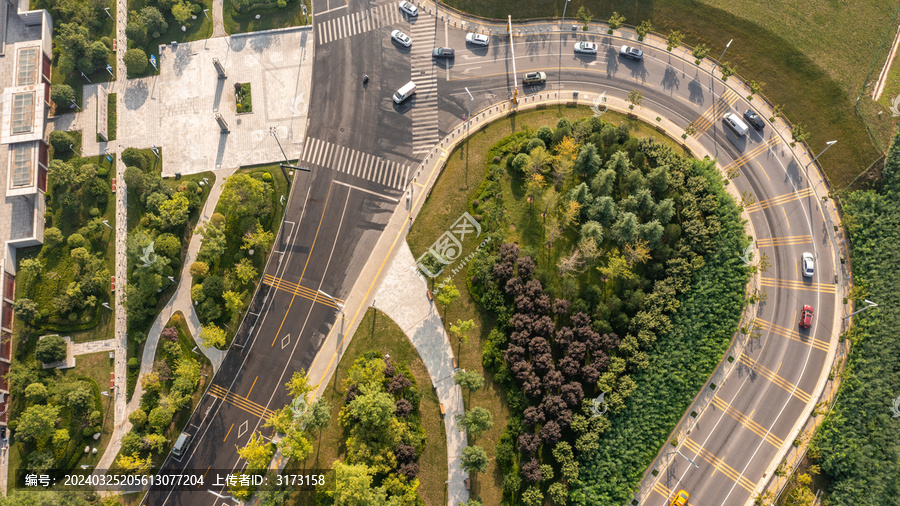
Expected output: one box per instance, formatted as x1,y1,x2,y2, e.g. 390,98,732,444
103,92,118,142
442,0,891,188
223,0,310,34
286,308,447,506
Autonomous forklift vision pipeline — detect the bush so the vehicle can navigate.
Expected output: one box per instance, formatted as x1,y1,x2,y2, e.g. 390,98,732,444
97,167,109,177
48,130,73,153
36,335,67,363
66,233,86,248
50,85,76,109
122,148,148,171
190,261,209,278
123,48,148,75
129,408,148,429
128,357,140,369
277,0,286,6
44,227,64,246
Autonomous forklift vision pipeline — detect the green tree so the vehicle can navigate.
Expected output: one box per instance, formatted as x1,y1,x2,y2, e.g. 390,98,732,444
460,445,488,474
692,43,710,64
328,461,387,505
190,261,209,278
116,453,152,474
456,407,493,439
748,80,764,101
435,280,460,321
286,370,313,399
143,433,168,453
50,85,76,108
450,319,475,347
89,41,108,70
346,383,395,431
139,6,168,36
35,335,67,363
148,405,174,433
574,143,602,177
235,258,258,285
123,48,148,75
44,227,64,247
522,486,544,506
122,148,148,171
171,0,192,24
791,124,810,147
155,192,190,230
15,404,60,445
129,408,148,429
607,11,625,31
123,166,146,193
666,30,683,51
48,130,73,153
453,369,484,393
125,21,147,46
19,258,43,280
24,382,48,402
300,399,332,433
720,61,736,81
14,298,39,323
636,20,652,41
241,221,275,254
199,324,227,349
219,174,274,220
155,233,181,260
576,6,592,29
197,220,227,265
223,290,245,319
237,432,274,470
628,90,643,109
55,23,92,73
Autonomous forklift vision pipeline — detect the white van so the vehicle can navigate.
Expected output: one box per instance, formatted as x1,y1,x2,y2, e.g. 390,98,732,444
393,81,417,104
173,432,191,457
722,112,749,137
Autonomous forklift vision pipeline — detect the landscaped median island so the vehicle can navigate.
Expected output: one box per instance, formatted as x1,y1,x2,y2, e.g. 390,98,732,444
191,164,291,350
284,308,446,506
409,107,749,505
223,0,310,34
122,0,212,77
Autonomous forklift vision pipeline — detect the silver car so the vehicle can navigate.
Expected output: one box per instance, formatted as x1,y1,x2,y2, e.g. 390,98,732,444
398,0,417,16
466,33,489,46
574,41,598,54
801,252,814,278
391,29,412,47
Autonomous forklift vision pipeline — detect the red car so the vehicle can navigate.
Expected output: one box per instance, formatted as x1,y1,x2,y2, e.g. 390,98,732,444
110,276,116,291
799,305,813,329
111,177,116,193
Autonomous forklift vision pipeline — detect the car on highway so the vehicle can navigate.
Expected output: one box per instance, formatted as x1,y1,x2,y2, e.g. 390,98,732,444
802,252,814,278
743,109,765,131
398,0,417,16
619,45,643,60
522,71,546,84
432,47,455,58
800,305,814,329
574,41,598,54
466,32,489,46
391,29,412,47
670,489,689,506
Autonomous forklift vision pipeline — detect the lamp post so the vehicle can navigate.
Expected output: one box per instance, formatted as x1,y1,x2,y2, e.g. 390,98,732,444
560,0,571,29
844,299,878,319
70,99,81,111
103,7,113,20
202,8,210,22
318,290,345,337
716,39,732,70
807,140,837,169
465,87,474,189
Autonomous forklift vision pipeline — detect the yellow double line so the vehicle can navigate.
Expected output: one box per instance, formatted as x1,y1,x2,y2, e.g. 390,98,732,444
652,481,673,500
755,318,830,352
709,395,784,448
682,437,757,494
694,89,740,134
746,187,814,213
738,354,812,404
756,235,812,248
759,277,836,294
263,274,345,311
723,137,781,172
208,384,276,420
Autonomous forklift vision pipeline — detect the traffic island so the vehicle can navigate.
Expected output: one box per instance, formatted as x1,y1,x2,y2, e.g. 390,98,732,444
235,82,252,113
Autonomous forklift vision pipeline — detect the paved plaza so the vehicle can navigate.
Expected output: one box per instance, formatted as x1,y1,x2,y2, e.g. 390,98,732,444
119,28,313,176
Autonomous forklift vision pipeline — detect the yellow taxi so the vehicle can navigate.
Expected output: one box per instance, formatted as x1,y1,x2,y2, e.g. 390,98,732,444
670,489,689,506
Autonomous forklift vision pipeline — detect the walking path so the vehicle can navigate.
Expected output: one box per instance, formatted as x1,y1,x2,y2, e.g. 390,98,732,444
372,245,468,501
211,0,227,37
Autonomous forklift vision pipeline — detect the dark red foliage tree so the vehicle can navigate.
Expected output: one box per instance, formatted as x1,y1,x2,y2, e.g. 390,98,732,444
581,364,601,385
493,261,515,283
517,256,536,279
541,395,567,419
544,369,564,392
591,351,610,373
559,356,581,379
510,313,534,331
532,316,555,338
399,462,420,480
556,408,574,429
521,458,543,483
523,406,545,426
160,327,178,341
555,326,574,348
387,374,412,394
395,398,413,417
505,277,525,296
515,294,535,314
344,383,360,403
522,373,543,398
504,345,526,364
518,432,541,454
524,279,543,299
552,298,571,315
540,420,562,444
597,332,621,351
529,336,551,356
534,294,551,314
512,360,534,381
561,382,584,407
383,360,396,378
532,353,554,375
394,443,417,464
509,331,531,347
566,341,587,363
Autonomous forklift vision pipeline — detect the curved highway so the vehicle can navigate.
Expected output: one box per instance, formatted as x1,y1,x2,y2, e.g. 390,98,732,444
143,1,844,505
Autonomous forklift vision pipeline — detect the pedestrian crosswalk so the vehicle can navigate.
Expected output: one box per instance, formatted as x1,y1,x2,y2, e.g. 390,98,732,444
406,20,439,155
301,137,411,190
316,2,408,45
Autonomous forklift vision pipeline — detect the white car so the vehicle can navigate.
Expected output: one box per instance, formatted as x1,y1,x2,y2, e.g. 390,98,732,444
801,252,814,278
574,41,598,54
466,33,489,46
391,29,412,47
398,1,417,16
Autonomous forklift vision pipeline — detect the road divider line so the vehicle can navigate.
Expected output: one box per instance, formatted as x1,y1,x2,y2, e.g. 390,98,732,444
755,318,830,352
746,188,814,213
710,395,783,448
683,437,757,493
738,354,812,404
759,277,836,294
756,235,812,247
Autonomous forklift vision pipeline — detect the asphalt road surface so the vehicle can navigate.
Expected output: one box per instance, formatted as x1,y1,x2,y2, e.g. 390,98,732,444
143,4,840,505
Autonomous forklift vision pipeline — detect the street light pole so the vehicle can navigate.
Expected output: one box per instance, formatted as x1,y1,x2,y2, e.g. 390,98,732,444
560,0,571,29
844,299,878,319
807,140,837,168
716,39,733,70
465,87,474,189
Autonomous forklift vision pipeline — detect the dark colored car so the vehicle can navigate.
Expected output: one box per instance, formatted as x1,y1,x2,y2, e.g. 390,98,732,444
743,109,765,131
432,47,455,58
799,305,814,329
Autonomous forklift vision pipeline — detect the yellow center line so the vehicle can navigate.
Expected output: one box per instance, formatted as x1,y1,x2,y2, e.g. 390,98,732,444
759,277,836,294
199,465,210,488
263,274,346,304
223,423,234,442
271,181,335,347
757,234,812,247
738,354,812,408
263,276,342,310
746,188,814,212
710,395,783,448
209,384,275,419
683,437,757,493
756,317,830,352
247,376,258,397
781,207,790,228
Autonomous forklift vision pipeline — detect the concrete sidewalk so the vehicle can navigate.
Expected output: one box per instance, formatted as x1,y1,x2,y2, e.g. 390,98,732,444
373,245,468,503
